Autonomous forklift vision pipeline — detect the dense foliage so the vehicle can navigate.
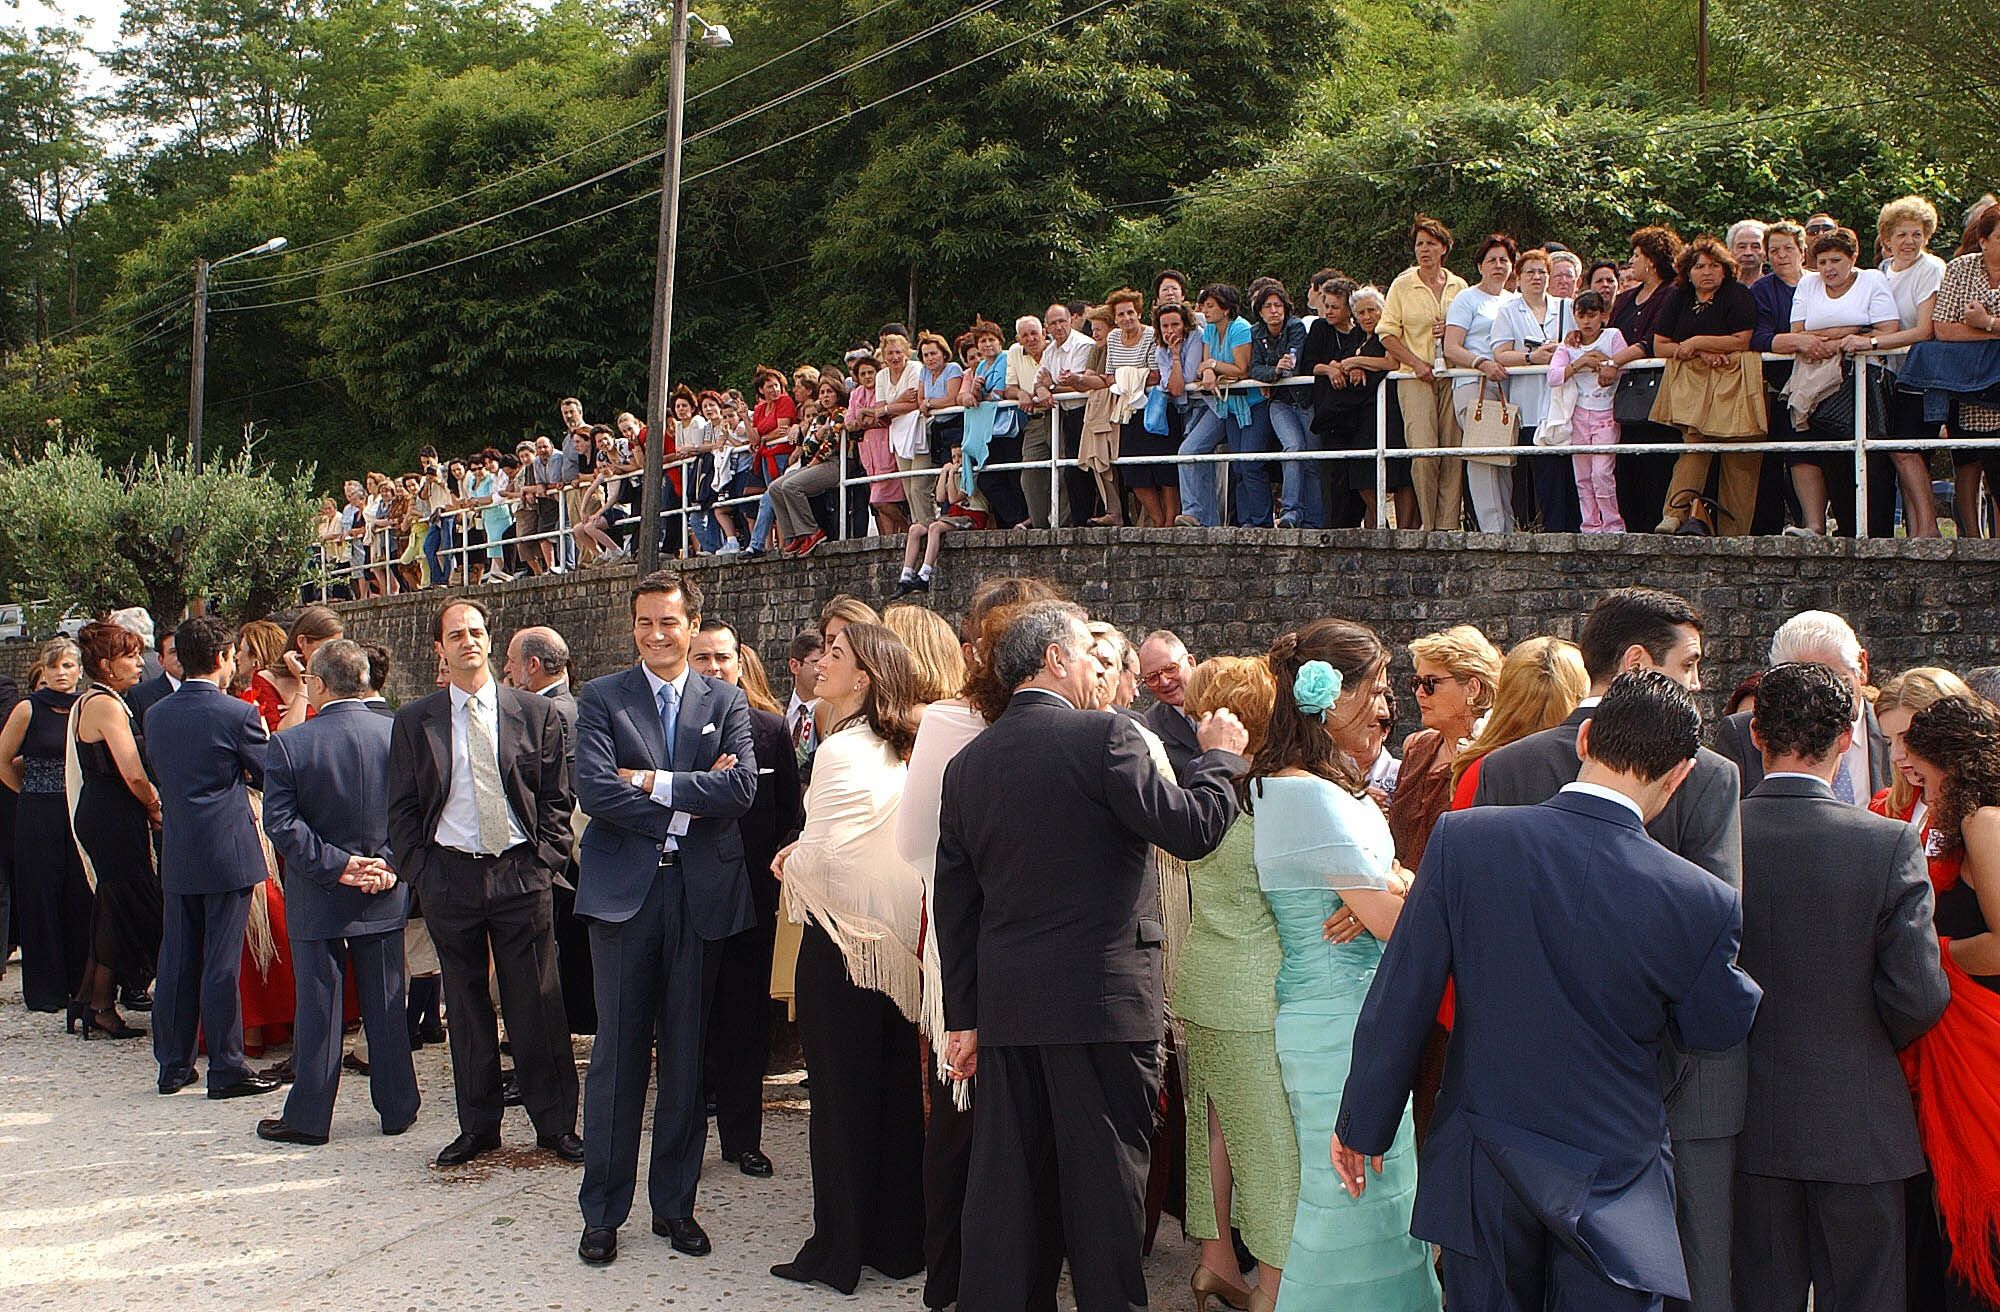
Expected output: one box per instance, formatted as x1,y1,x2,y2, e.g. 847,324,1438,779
0,0,1986,492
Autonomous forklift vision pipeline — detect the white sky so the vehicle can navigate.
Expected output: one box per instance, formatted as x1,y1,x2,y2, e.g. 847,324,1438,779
22,0,125,90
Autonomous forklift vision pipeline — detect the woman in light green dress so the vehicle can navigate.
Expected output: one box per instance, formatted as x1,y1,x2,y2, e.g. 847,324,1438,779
1172,655,1296,1310
1253,619,1441,1312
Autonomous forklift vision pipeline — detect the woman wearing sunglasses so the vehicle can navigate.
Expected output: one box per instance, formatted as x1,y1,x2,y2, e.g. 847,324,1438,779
1384,625,1500,875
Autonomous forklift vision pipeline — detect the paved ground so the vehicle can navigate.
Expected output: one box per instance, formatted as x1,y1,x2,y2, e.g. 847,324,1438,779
0,967,1199,1310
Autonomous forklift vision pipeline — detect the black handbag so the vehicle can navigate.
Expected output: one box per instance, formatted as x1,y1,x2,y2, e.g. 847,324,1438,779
1612,368,1661,425
1807,359,1895,440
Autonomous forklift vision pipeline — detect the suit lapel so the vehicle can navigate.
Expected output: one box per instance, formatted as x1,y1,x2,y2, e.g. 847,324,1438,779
423,693,454,796
497,685,526,788
622,666,667,769
675,676,713,772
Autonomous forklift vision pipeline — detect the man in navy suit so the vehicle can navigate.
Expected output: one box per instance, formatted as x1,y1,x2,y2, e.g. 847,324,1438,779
124,627,181,729
257,639,419,1145
573,571,757,1266
1336,673,1763,1312
145,616,281,1100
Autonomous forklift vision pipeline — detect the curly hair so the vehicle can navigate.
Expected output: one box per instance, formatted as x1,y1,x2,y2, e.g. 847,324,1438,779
1629,225,1685,283
1251,619,1386,799
1904,695,2000,851
1185,655,1277,800
1676,234,1734,284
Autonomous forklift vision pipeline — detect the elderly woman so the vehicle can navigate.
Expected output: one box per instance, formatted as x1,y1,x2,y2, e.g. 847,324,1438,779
1774,228,1904,537
1651,234,1766,536
1933,205,2000,530
1172,655,1293,1310
772,622,927,1295
1442,233,1521,533
956,319,1031,530
1494,246,1580,531
1077,290,1154,526
1866,196,1949,537
1304,277,1394,528
1549,250,1583,301
1385,624,1501,872
1604,225,1686,531
877,333,933,527
1378,214,1470,531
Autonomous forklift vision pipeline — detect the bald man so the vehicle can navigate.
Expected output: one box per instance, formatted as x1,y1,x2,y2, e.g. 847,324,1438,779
504,625,592,1035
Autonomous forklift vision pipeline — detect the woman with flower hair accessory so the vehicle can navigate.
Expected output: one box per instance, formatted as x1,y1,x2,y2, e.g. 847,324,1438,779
1250,620,1440,1312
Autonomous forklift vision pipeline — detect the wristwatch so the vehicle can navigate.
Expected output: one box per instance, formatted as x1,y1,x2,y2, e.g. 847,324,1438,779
1869,336,1879,351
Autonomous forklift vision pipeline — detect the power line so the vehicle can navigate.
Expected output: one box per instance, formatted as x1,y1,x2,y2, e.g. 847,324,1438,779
39,282,191,346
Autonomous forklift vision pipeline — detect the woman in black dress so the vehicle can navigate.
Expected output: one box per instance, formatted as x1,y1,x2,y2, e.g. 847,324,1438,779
0,638,92,1017
67,622,162,1040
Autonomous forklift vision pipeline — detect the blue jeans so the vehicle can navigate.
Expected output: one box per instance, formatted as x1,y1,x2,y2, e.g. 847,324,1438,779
1263,402,1322,527
1180,404,1275,527
748,452,788,550
1177,406,1228,526
423,519,454,584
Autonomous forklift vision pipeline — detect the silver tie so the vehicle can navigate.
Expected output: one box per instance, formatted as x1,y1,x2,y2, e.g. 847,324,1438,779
468,694,513,853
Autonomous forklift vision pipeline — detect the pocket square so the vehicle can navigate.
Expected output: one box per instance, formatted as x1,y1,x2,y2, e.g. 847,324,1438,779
701,722,717,735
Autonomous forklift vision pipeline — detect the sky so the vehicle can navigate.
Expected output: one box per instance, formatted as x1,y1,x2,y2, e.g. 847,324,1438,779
24,0,125,90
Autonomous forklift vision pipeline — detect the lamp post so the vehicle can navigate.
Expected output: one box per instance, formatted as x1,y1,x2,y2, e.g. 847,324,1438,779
635,6,732,576
188,235,288,472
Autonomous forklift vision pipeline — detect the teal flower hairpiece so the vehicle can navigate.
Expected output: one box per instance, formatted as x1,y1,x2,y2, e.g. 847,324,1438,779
1293,660,1342,719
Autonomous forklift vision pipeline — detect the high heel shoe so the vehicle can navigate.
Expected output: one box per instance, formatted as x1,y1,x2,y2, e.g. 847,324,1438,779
65,1000,94,1035
83,1010,147,1041
1191,1265,1254,1311
1247,1285,1278,1312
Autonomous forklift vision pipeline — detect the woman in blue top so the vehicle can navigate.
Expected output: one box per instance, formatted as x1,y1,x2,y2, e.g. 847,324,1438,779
1251,617,1440,1312
467,450,513,585
916,331,966,470
1146,302,1205,527
1177,284,1273,528
1250,284,1321,528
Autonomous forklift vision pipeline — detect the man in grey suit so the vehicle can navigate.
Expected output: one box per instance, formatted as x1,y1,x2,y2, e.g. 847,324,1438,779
507,627,577,740
506,624,593,1037
573,571,757,1266
257,640,419,1145
1732,661,1947,1311
1713,610,1891,800
1471,587,1744,1312
145,616,281,1101
1136,629,1200,783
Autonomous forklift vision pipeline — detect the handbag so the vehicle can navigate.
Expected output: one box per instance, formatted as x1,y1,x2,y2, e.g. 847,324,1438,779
1143,385,1172,436
1613,368,1661,425
1807,358,1895,440
1460,380,1520,467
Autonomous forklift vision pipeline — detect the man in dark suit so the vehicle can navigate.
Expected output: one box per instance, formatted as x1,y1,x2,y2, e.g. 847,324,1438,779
1732,661,1947,1311
145,616,282,1101
124,628,181,727
1471,587,1744,1312
1711,610,1891,800
572,572,757,1266
257,639,419,1145
1136,628,1200,783
935,600,1246,1312
692,619,803,1180
506,624,591,1037
386,598,579,1168
1338,673,1763,1312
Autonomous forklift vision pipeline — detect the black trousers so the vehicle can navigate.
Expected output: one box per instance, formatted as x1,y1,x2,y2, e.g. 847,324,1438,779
1733,1171,1905,1312
922,1062,1064,1311
961,1040,1159,1312
704,903,776,1156
1055,407,1100,525
422,848,576,1139
977,431,1029,529
785,921,925,1293
1668,1134,1736,1312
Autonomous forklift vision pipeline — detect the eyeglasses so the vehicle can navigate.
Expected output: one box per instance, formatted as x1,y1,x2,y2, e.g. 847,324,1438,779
1408,673,1462,696
1805,222,1836,235
1141,668,1181,690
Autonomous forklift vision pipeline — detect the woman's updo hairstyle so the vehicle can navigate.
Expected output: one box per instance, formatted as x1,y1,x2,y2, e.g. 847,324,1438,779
1251,618,1387,796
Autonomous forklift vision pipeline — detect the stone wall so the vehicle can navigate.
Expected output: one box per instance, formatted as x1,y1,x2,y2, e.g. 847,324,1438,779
5,529,1992,716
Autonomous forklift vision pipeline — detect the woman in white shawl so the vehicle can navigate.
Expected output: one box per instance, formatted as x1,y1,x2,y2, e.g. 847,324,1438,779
770,621,927,1295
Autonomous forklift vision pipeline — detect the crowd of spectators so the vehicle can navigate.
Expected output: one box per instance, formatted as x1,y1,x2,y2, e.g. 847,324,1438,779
313,191,2000,598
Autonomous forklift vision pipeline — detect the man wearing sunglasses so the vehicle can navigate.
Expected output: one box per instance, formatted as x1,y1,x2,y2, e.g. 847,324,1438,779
1137,629,1200,783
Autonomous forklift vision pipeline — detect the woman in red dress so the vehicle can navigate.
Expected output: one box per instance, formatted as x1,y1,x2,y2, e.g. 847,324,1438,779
1898,694,2000,1312
1446,636,1590,812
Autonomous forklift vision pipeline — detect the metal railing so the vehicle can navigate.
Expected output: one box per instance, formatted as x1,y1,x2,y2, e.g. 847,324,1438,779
307,346,1999,595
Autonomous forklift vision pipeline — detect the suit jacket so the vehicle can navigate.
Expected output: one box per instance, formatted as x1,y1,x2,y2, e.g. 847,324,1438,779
1471,702,1748,1140
1715,701,1892,797
1736,774,1947,1182
742,705,804,927
364,698,395,720
144,679,270,896
124,672,176,728
539,681,578,750
1143,698,1200,784
1337,792,1762,1299
934,691,1243,1046
572,664,757,938
385,681,574,904
261,700,410,941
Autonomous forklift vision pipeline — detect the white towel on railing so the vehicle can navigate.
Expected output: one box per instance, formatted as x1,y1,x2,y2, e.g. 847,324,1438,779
1110,365,1150,425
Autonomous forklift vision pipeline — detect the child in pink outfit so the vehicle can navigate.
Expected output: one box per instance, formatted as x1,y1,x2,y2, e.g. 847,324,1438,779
1547,291,1628,533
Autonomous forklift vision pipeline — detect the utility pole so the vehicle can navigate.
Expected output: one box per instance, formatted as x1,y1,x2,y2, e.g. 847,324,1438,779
637,0,694,576
1696,0,1710,107
188,257,209,472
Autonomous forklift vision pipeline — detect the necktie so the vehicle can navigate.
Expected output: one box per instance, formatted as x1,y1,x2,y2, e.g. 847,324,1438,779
1832,753,1857,805
658,682,679,773
466,693,513,853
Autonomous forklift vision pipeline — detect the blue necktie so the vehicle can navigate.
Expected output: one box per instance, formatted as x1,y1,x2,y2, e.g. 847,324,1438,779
657,682,678,773
1832,752,1857,805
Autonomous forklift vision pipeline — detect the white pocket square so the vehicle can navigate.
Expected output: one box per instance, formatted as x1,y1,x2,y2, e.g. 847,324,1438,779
701,722,717,735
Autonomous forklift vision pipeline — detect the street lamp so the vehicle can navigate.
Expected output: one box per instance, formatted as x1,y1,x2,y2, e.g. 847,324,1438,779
636,8,732,575
188,235,288,472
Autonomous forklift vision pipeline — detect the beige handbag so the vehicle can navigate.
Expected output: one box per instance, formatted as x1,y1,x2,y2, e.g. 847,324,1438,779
1461,379,1520,467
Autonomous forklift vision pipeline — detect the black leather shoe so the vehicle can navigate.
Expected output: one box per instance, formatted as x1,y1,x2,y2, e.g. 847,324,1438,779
723,1147,773,1177
209,1073,282,1100
158,1068,199,1095
382,1115,416,1137
578,1226,618,1265
343,1052,371,1075
538,1131,584,1162
501,1070,523,1106
652,1215,710,1256
121,985,153,1012
435,1130,502,1166
257,1117,329,1146
260,1057,295,1084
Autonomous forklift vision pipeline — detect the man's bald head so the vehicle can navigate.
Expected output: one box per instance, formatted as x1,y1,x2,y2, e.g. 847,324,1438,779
505,626,570,692
1137,629,1194,708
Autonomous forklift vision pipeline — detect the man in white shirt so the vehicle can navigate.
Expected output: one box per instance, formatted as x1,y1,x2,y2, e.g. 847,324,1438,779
785,628,824,764
1035,303,1099,526
1713,610,1890,801
386,599,579,1169
1007,314,1055,528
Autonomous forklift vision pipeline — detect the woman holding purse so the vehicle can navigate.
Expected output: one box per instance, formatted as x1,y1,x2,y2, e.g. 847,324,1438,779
1651,235,1767,536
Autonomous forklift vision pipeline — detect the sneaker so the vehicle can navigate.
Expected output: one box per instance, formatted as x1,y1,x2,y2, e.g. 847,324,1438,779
1275,514,1300,530
485,570,513,583
793,531,827,557
912,574,932,592
716,539,742,556
939,515,975,530
1782,524,1823,538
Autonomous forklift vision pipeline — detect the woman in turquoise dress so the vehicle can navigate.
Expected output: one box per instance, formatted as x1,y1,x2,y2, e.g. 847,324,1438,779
1251,618,1441,1312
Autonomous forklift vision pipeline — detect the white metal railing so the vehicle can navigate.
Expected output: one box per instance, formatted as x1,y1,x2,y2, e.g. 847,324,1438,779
306,347,1999,596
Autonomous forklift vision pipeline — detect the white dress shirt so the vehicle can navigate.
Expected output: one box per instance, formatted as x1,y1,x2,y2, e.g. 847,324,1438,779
639,665,691,833
438,676,530,855
1560,779,1645,822
1835,709,1872,804
1037,330,1097,410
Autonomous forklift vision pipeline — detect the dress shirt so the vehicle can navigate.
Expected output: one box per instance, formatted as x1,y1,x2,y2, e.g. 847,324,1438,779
1015,687,1077,710
1364,748,1402,797
1762,771,1831,785
787,693,816,737
440,676,530,855
1037,330,1097,410
1835,708,1870,805
639,664,691,809
1559,779,1646,822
